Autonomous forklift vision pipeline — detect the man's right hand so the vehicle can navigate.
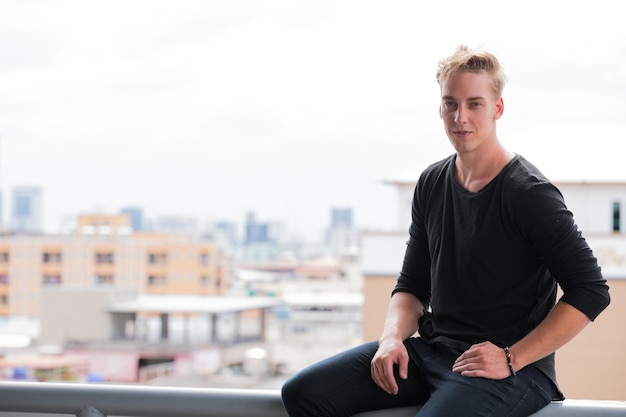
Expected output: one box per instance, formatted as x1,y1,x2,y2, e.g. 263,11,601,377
370,337,409,395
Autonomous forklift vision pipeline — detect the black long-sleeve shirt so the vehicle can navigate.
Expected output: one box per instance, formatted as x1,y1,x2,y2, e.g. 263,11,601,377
393,154,610,395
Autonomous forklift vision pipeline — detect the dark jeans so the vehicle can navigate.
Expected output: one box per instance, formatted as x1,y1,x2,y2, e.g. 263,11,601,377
281,339,556,417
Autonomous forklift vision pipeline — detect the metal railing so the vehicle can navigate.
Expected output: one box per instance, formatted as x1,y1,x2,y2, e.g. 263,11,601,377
0,381,287,417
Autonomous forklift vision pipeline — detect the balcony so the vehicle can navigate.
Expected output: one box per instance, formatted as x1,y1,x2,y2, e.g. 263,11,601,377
1,381,625,417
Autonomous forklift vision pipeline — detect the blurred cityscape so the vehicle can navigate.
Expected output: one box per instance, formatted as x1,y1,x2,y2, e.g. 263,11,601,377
0,184,379,390
1,180,626,401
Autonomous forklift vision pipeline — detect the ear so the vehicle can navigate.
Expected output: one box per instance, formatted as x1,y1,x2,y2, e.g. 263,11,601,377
494,97,504,120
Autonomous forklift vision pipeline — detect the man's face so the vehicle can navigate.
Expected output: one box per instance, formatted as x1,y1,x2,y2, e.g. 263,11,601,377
439,71,503,155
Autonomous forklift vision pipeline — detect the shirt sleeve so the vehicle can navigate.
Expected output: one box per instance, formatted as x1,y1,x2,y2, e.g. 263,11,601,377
515,181,610,321
392,175,432,310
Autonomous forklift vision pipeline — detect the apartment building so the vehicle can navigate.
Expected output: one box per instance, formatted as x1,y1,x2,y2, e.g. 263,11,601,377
0,214,228,319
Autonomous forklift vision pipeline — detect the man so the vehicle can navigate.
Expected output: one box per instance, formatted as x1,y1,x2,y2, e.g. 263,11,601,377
281,45,610,417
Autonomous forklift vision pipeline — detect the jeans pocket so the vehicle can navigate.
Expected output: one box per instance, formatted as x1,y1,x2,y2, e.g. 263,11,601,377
501,378,553,417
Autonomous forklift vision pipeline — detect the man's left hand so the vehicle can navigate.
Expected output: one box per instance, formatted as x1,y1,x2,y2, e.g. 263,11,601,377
452,341,512,379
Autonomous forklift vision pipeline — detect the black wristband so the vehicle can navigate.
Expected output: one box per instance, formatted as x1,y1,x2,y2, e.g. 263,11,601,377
503,346,516,376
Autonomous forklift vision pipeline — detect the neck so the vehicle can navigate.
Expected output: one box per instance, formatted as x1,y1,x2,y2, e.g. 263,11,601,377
455,144,514,192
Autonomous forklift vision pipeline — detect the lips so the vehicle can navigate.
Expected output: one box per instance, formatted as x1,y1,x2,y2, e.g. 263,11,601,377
453,130,471,138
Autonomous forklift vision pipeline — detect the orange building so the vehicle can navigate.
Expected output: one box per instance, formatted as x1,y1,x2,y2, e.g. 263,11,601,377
0,214,228,318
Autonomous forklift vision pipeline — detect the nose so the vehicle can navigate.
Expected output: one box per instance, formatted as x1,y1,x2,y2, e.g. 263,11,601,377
454,106,466,124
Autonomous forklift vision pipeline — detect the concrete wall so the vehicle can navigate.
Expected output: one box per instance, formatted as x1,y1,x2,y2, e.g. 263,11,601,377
555,279,626,400
363,275,395,342
39,287,136,345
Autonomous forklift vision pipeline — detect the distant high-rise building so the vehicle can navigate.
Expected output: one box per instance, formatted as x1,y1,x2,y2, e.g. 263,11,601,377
326,207,360,258
241,212,285,262
11,187,42,233
120,207,144,231
244,212,283,246
215,221,238,246
331,208,353,228
245,212,268,245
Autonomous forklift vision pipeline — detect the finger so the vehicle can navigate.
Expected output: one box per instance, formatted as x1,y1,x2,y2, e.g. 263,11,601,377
460,369,485,378
382,361,399,394
453,352,470,367
371,361,395,394
371,361,384,389
454,344,481,366
377,359,398,394
452,358,469,374
398,354,409,380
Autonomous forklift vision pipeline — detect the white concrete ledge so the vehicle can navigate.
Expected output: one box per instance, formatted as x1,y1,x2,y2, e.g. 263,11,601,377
0,381,624,417
352,400,626,417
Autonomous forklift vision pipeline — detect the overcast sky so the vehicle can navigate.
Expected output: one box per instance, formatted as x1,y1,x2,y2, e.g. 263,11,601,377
1,0,625,240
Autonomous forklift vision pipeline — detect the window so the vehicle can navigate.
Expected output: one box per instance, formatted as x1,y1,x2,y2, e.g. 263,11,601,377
0,295,8,305
0,274,8,284
43,274,62,285
42,252,62,263
95,253,114,264
200,253,210,265
613,201,621,232
95,274,114,284
0,252,8,262
147,275,167,286
148,253,167,265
